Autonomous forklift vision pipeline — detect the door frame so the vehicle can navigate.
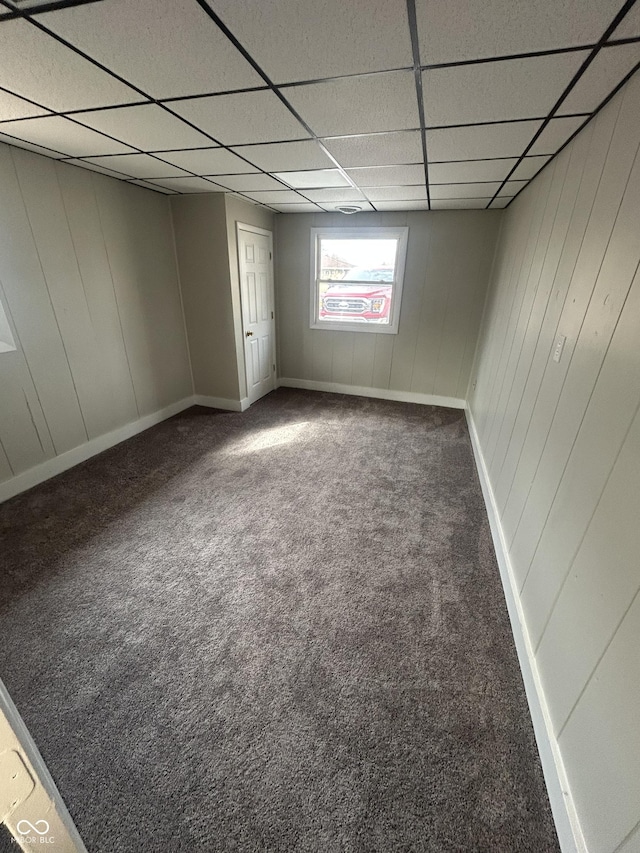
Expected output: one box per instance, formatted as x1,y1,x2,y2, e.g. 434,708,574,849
235,222,277,407
0,677,88,851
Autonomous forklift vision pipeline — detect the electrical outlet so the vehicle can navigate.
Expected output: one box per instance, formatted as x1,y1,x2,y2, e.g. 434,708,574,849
553,335,567,363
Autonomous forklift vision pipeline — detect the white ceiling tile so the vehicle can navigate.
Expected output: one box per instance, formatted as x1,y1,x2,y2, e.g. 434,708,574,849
273,204,321,213
528,115,586,154
303,187,367,202
431,198,492,209
322,131,423,168
1,0,55,9
151,147,257,174
0,131,66,158
417,0,623,64
430,182,502,199
211,173,285,191
272,169,350,188
498,180,529,197
558,44,640,115
242,190,306,203
429,158,518,183
128,180,177,194
346,165,426,186
0,90,51,121
170,90,309,145
81,153,191,180
363,186,428,201
38,0,263,98
422,52,588,126
611,3,640,39
74,104,212,151
0,19,140,111
227,193,272,209
0,116,135,157
63,159,132,179
427,120,542,161
209,0,412,83
318,202,375,212
284,72,419,136
146,177,226,193
231,140,334,172
373,201,431,210
490,197,513,208
510,155,552,179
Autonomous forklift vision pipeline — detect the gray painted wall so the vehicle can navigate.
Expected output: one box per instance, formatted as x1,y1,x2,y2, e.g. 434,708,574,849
274,210,501,401
468,72,640,853
171,193,239,400
170,193,274,402
0,143,192,489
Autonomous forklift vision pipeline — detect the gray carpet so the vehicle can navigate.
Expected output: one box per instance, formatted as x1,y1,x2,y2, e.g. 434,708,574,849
0,389,559,852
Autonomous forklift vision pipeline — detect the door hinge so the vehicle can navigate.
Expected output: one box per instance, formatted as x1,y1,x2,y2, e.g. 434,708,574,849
269,251,272,260
273,364,276,372
271,311,274,319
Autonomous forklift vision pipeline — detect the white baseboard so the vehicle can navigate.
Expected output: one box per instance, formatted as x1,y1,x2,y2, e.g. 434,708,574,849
193,394,249,412
0,396,195,504
465,408,586,853
0,393,254,504
278,377,465,409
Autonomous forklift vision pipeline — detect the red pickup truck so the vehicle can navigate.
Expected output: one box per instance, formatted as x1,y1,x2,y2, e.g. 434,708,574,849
319,268,393,324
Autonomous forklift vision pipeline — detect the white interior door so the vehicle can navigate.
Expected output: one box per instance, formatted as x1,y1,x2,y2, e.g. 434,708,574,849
237,224,276,405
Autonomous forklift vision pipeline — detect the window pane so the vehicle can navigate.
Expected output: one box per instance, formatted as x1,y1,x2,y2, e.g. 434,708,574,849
318,238,397,325
320,238,398,280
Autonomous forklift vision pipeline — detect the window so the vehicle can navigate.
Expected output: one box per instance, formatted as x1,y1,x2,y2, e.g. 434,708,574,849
0,295,16,354
310,226,409,334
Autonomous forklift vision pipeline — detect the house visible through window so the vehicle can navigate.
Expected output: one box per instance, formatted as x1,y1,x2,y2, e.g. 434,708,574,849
310,227,409,334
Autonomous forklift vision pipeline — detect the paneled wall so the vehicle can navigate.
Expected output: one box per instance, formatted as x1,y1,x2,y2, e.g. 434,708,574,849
0,143,192,488
170,193,274,403
468,71,640,853
171,193,238,400
275,210,501,402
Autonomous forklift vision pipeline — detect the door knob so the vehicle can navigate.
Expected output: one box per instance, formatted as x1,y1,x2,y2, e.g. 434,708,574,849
245,330,254,337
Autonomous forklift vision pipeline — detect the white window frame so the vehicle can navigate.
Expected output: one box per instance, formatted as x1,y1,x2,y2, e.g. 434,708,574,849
309,226,409,335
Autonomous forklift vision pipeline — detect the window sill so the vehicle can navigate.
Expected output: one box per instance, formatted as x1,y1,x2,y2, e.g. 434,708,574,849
310,321,399,334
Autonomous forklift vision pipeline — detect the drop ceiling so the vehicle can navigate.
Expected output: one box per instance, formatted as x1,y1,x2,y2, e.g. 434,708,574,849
0,0,638,213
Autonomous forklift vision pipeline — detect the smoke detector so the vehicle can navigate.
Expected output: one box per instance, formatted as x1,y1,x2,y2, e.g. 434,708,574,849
335,205,362,215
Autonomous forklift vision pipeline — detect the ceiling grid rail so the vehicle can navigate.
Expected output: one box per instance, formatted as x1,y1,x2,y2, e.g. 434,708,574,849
487,0,640,208
0,0,637,210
